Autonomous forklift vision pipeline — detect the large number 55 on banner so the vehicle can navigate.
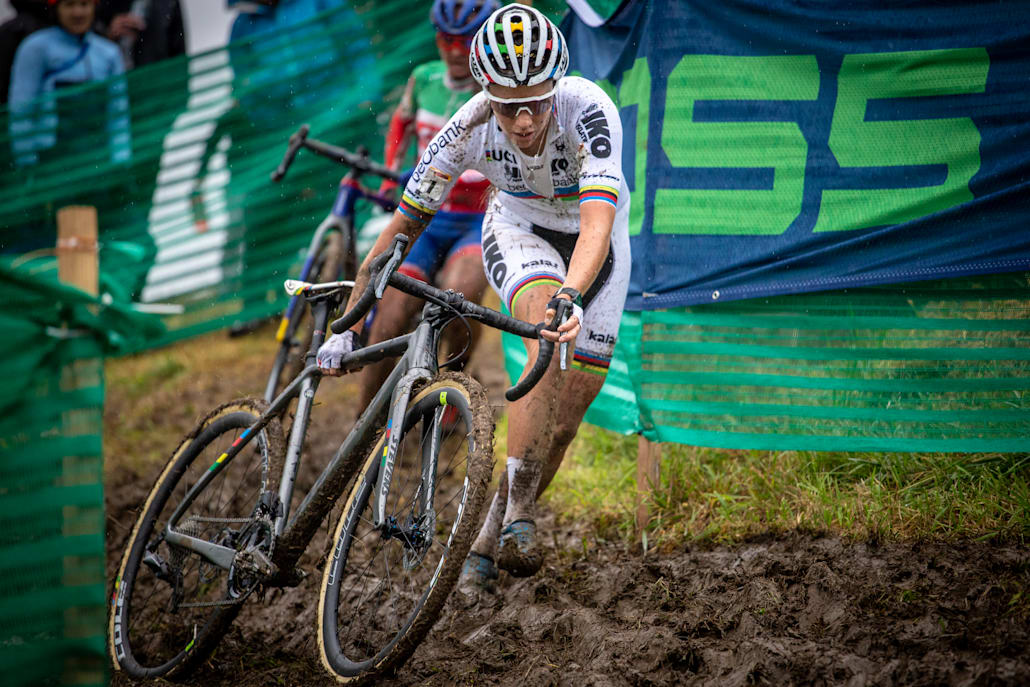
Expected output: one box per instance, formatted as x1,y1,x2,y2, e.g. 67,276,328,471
656,55,819,236
814,49,989,233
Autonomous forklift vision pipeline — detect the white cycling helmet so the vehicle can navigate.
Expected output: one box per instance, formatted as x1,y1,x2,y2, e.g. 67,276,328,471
469,3,569,89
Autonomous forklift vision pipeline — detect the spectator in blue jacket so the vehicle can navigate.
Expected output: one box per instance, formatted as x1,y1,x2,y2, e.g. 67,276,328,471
7,0,130,167
0,1,52,107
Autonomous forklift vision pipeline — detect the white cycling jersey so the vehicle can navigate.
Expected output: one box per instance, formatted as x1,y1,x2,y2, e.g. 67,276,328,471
397,76,631,375
398,76,628,234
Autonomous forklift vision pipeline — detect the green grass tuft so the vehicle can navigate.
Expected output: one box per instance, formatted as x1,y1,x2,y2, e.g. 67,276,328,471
543,425,1030,548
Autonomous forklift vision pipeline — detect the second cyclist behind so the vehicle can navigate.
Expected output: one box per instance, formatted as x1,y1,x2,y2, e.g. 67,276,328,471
357,0,500,410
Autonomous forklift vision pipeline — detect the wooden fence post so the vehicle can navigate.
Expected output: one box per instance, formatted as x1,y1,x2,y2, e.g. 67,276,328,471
55,205,105,685
56,205,99,296
635,435,662,533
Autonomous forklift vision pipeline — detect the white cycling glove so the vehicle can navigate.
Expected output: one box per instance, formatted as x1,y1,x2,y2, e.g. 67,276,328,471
316,330,359,372
567,301,584,328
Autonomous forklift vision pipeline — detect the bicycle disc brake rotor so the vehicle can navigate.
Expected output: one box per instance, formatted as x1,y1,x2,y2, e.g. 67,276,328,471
400,512,434,571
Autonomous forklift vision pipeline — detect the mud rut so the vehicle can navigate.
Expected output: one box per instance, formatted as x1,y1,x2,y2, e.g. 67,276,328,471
105,340,1030,686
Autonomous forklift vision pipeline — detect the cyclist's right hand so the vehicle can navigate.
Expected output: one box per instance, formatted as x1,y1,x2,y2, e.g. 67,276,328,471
317,330,360,376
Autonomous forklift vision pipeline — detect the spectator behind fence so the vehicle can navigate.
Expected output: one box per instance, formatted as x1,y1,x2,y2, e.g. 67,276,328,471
1,1,52,107
94,0,185,70
7,0,130,168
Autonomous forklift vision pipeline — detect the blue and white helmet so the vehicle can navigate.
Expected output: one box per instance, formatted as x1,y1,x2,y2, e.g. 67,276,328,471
431,0,499,36
469,3,569,89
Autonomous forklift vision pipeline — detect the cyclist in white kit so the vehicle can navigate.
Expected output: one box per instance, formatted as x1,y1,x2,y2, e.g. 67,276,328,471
317,2,630,588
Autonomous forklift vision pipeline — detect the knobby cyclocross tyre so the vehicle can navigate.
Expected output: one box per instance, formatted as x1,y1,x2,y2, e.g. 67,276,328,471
317,372,494,684
281,229,350,390
109,398,286,680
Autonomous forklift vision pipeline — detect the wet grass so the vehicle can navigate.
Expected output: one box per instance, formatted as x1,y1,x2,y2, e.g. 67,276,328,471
544,427,1030,547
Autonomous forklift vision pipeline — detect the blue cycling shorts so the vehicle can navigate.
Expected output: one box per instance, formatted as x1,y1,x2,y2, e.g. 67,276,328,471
400,209,484,283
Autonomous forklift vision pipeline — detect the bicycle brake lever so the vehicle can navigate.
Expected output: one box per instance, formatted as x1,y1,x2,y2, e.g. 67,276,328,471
559,312,570,371
374,235,409,298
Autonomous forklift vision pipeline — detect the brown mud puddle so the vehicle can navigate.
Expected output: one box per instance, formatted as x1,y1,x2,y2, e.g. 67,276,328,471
107,473,1030,687
105,327,1029,686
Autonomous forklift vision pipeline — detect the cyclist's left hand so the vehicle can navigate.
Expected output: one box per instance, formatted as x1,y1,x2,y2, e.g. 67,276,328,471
317,330,359,376
542,296,583,344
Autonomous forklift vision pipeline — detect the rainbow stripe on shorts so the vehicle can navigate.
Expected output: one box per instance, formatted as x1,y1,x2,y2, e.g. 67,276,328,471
572,350,611,376
507,272,563,314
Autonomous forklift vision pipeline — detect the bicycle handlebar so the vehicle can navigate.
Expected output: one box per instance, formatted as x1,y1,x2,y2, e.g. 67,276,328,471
271,125,403,184
271,125,310,182
328,235,564,402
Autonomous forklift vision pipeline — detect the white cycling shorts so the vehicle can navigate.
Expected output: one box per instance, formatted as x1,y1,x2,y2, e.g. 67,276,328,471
480,198,630,375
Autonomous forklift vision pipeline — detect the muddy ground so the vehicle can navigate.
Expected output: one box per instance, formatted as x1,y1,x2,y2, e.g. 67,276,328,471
105,327,1030,686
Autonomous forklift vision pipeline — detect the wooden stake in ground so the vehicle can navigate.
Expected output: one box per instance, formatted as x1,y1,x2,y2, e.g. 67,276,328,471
56,205,99,296
636,435,662,534
55,204,105,685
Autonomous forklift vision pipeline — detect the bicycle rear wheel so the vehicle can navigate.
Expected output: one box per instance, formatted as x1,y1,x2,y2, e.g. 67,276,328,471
109,399,285,679
317,372,493,684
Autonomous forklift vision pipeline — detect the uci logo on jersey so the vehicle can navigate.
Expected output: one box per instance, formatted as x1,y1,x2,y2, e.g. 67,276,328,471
486,149,517,164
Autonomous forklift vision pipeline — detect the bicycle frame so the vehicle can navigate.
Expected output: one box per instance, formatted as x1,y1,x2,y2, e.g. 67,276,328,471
165,292,444,580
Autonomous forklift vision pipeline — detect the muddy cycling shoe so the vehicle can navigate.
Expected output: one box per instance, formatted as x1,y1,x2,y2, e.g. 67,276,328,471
457,552,499,596
497,519,542,578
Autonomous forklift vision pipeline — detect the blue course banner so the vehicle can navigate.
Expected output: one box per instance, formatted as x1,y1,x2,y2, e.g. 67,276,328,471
561,0,1030,309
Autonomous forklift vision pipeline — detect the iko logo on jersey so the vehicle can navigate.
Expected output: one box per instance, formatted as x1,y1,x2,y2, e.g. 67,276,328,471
482,233,508,286
412,119,469,184
577,107,611,159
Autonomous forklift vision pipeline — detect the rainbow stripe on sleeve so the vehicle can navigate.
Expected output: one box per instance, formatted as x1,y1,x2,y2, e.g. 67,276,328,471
578,184,619,207
398,193,437,223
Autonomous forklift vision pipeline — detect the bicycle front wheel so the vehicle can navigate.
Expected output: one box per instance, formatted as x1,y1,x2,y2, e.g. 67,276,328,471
317,372,494,684
109,398,285,679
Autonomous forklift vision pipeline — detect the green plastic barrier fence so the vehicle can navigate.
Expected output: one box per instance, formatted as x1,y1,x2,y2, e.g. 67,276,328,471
0,1,567,351
0,262,161,687
1,3,440,349
504,271,1030,452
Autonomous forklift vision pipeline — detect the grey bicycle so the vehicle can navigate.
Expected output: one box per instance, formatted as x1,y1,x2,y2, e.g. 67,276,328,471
109,234,569,684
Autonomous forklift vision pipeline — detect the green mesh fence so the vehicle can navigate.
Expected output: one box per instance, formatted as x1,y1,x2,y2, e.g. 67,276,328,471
505,271,1030,451
1,3,442,348
0,1,567,350
0,263,160,687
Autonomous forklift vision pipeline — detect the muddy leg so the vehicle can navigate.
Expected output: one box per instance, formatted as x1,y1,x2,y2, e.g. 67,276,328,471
470,477,507,559
494,285,571,576
535,368,607,496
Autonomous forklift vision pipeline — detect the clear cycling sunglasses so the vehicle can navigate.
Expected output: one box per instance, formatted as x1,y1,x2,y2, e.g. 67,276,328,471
484,85,557,118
